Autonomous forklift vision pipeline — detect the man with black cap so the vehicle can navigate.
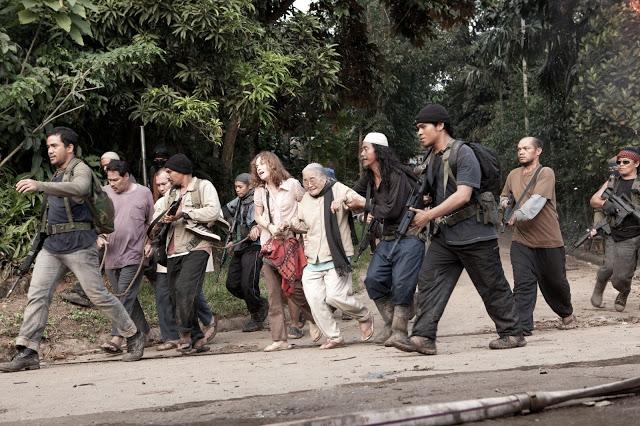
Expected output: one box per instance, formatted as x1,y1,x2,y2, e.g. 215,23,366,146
350,132,426,352
153,153,221,353
221,172,267,332
589,147,640,312
408,104,524,355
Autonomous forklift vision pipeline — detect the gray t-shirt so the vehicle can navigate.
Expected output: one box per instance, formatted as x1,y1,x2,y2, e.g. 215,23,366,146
427,143,497,245
103,184,154,269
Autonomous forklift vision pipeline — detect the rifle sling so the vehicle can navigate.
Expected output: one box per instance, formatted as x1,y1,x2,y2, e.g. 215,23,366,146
512,165,544,212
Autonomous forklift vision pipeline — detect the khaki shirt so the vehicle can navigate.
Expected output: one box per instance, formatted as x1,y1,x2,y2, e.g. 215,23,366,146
293,182,364,264
153,177,221,255
501,166,564,248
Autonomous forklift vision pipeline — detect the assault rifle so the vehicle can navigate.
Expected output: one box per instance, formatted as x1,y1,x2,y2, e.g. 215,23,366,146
147,195,182,267
386,171,430,261
219,202,242,268
601,187,640,227
4,231,46,298
573,220,610,249
353,217,379,263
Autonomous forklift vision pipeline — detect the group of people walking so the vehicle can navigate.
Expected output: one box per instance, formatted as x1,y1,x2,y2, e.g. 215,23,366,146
1,102,635,373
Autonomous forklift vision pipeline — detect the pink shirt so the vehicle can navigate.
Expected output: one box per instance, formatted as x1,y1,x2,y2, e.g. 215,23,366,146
254,178,305,244
103,184,154,269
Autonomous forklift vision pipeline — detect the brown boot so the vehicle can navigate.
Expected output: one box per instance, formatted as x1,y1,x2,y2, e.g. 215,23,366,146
384,305,415,352
373,297,394,344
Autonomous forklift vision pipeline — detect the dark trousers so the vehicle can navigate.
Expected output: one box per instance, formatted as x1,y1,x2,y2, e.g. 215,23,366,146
225,247,264,314
412,235,520,340
364,236,425,306
106,265,150,338
155,272,214,342
167,250,210,344
511,242,573,333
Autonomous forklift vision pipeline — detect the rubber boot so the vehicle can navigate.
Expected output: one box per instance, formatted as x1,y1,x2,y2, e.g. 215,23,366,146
122,329,144,362
373,297,394,344
384,305,415,352
590,279,607,308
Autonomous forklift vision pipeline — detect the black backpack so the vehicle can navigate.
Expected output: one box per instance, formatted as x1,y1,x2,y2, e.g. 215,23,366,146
447,140,502,198
440,140,502,226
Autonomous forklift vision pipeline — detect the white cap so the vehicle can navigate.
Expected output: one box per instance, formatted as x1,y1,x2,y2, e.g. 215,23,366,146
363,132,388,147
101,151,120,161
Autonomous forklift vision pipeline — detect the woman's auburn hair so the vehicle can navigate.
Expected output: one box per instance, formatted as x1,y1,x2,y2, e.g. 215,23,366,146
250,151,291,188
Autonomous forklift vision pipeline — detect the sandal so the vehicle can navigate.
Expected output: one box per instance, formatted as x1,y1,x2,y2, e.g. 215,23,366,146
264,341,293,352
309,323,322,343
287,326,304,339
100,341,123,354
359,316,375,342
156,341,179,351
320,338,345,350
202,321,217,344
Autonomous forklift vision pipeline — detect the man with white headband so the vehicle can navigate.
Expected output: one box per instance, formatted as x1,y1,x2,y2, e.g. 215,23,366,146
350,132,426,352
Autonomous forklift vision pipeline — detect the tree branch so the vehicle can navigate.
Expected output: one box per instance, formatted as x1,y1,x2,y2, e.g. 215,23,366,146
19,22,41,76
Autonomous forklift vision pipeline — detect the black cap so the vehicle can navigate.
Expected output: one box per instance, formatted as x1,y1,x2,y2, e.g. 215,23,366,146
165,154,193,174
153,145,170,158
415,104,450,124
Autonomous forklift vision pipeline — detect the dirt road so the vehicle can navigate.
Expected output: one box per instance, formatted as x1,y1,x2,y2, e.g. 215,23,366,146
1,240,639,425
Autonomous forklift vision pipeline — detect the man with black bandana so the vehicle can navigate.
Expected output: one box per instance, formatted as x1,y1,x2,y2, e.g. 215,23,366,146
351,132,425,352
222,173,267,332
589,147,640,312
408,104,524,355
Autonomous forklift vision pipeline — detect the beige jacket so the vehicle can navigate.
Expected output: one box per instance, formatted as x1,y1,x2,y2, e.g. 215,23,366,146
153,177,221,255
293,181,364,264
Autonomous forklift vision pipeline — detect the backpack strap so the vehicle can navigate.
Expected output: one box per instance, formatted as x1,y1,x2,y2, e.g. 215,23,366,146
61,158,83,225
440,140,460,198
189,177,202,209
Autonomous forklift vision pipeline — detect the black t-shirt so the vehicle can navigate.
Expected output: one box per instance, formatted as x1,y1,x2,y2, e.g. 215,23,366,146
610,178,640,242
352,168,418,235
43,174,97,254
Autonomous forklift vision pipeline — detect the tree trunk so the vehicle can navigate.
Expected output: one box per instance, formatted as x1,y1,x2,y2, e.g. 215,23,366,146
521,17,529,134
222,112,241,184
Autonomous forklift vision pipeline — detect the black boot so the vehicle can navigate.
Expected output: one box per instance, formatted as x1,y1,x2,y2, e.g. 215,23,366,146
373,297,394,344
591,279,607,308
0,347,40,372
384,305,415,352
60,282,93,308
122,330,144,362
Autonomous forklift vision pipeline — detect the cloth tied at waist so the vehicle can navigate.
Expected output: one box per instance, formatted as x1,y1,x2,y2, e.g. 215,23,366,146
260,237,307,296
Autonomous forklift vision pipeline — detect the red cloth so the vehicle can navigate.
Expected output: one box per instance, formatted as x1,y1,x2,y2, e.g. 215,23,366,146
260,237,307,296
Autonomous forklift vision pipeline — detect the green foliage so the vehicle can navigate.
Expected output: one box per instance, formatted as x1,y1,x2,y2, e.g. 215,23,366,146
0,174,41,272
571,2,640,168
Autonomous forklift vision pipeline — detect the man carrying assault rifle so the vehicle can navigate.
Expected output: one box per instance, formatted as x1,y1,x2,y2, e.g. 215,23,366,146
588,147,640,312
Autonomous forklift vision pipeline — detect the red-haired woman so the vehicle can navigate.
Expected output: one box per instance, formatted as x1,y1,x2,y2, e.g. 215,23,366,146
251,152,320,351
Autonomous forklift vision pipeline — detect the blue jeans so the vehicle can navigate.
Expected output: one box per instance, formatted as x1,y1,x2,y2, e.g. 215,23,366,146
155,272,213,341
16,246,137,351
364,236,425,305
106,265,150,338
